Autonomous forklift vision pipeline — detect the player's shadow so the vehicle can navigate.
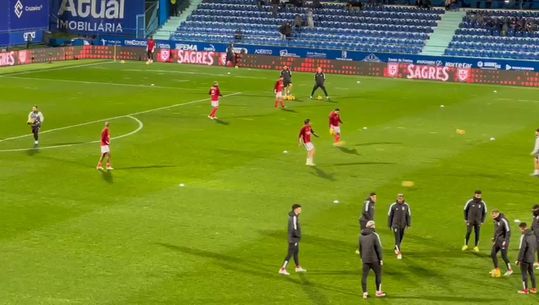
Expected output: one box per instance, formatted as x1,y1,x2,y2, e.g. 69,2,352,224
336,146,359,155
26,146,40,156
100,170,113,183
310,167,336,181
117,165,176,170
214,119,230,125
156,242,357,299
332,161,394,166
389,295,501,303
354,141,402,146
281,108,297,113
298,273,330,305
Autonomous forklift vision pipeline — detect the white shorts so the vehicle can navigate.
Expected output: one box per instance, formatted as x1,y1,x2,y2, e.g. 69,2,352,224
330,125,341,134
304,142,314,152
211,100,219,108
101,145,110,154
275,91,283,99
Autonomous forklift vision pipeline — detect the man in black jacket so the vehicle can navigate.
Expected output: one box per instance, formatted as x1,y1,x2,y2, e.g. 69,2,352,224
310,67,329,100
490,209,513,277
516,222,537,294
359,221,386,299
360,192,377,230
388,193,411,260
279,204,306,275
462,190,487,252
532,204,539,269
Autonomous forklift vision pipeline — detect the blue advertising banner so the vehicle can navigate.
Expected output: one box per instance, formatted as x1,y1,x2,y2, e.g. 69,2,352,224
8,29,44,45
0,2,9,32
50,0,145,36
8,0,49,30
98,37,539,72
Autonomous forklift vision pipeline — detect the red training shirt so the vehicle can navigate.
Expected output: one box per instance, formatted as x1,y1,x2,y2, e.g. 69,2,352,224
274,79,284,93
209,86,221,101
147,39,156,52
329,111,342,127
299,125,313,143
101,127,110,146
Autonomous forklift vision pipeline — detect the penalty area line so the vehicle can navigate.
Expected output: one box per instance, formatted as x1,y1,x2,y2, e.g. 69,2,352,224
0,93,241,151
0,115,144,153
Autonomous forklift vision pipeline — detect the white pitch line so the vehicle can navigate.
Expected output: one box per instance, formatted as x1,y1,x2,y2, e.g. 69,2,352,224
1,75,190,90
0,92,241,144
122,68,270,80
0,115,144,153
1,61,111,76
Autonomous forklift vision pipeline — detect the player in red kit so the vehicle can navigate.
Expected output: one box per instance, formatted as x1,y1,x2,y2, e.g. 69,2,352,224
146,36,156,64
274,76,286,109
97,122,113,171
299,119,319,166
208,81,222,120
329,108,343,146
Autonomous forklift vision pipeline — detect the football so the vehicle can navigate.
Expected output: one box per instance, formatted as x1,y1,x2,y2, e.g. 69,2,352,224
456,129,466,135
490,268,501,278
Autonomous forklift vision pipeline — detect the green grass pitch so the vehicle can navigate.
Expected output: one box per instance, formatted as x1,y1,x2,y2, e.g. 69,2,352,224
0,60,538,305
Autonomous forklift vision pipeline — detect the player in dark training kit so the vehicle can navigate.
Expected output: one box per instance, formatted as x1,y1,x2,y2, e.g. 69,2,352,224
359,221,386,299
388,193,411,260
280,65,293,99
279,204,307,275
516,222,537,294
462,190,487,252
310,67,329,100
27,105,44,145
356,192,377,255
490,209,513,277
532,204,539,269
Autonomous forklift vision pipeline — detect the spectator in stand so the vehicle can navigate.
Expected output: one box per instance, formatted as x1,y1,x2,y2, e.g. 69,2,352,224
170,0,177,16
312,0,322,9
294,14,304,31
271,0,280,17
279,22,292,40
306,8,314,28
257,0,265,10
234,28,243,42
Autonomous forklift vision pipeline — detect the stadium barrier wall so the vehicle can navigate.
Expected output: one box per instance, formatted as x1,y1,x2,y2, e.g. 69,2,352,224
1,46,539,87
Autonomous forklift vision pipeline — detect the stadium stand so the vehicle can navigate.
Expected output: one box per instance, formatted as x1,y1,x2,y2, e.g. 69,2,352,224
445,9,539,60
170,0,446,54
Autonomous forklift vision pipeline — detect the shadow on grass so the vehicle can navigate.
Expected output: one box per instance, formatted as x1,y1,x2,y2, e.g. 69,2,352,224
156,242,358,298
389,295,502,303
333,161,394,166
214,119,230,125
117,165,177,170
100,170,113,183
310,167,336,181
336,146,359,155
281,108,297,113
353,142,402,146
298,273,330,305
258,230,356,253
26,145,40,156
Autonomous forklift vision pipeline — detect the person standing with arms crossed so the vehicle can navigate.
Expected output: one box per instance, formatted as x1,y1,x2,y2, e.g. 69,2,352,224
279,204,307,275
516,222,537,294
388,193,411,260
359,220,386,299
462,190,487,252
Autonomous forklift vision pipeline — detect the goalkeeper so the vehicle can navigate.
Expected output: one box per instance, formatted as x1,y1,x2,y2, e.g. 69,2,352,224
27,105,44,145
